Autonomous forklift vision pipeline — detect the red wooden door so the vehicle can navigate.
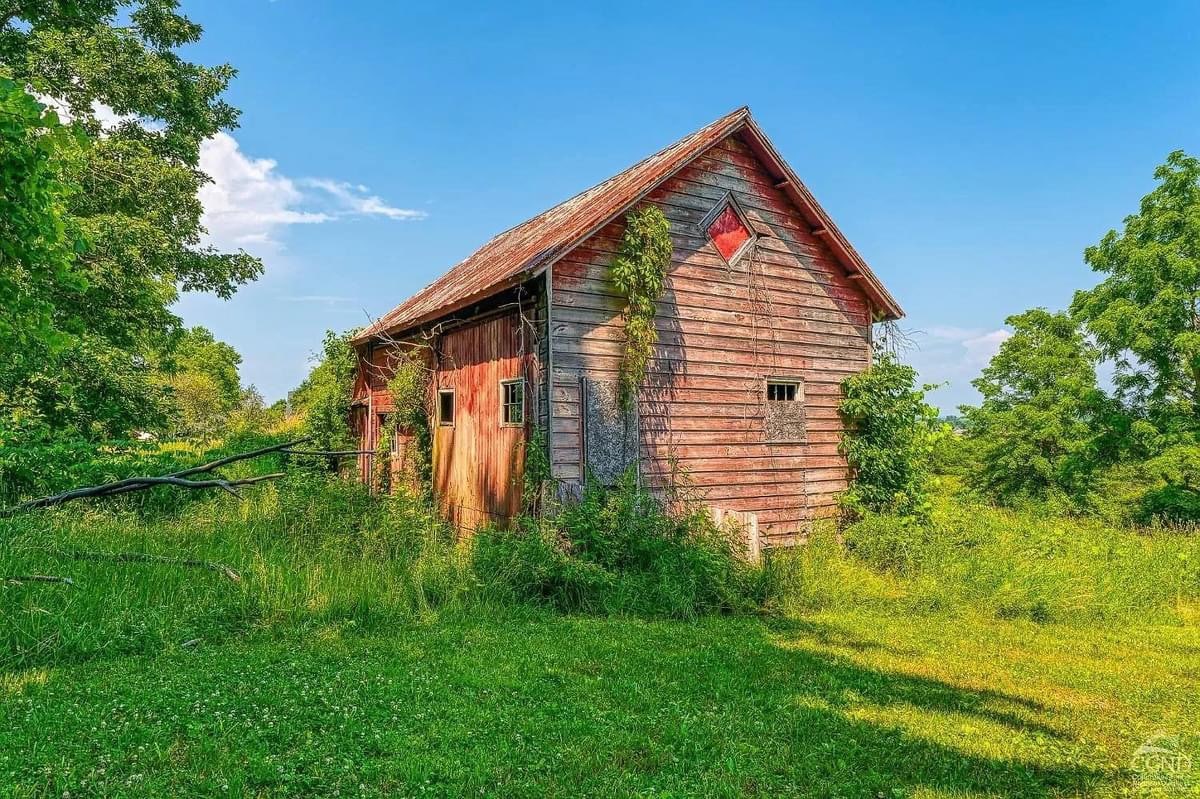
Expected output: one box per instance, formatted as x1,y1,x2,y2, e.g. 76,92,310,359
433,313,526,532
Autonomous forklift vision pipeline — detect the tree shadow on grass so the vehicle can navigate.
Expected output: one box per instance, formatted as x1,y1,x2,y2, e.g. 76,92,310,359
722,617,1106,797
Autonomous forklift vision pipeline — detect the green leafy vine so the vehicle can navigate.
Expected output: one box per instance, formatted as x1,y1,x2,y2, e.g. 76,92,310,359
384,349,433,498
609,205,672,407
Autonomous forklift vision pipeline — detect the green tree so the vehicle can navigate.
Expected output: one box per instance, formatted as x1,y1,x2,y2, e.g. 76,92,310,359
1071,150,1200,442
290,331,357,458
159,326,244,439
0,1,261,438
962,309,1113,505
840,353,944,521
0,78,81,341
1070,151,1200,519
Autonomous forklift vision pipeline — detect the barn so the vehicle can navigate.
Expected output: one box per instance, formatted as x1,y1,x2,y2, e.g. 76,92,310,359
350,107,903,546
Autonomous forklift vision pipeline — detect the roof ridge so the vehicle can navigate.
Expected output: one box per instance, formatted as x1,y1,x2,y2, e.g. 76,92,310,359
353,104,901,342
356,107,751,341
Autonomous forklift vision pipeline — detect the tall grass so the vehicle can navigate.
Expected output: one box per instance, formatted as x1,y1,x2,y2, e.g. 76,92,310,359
769,485,1200,625
0,473,472,669
5,445,1198,673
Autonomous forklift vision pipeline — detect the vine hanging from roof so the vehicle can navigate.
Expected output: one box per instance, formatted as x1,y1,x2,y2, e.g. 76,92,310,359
609,204,672,408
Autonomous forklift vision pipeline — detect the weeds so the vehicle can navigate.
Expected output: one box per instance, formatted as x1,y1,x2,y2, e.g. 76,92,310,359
474,471,765,618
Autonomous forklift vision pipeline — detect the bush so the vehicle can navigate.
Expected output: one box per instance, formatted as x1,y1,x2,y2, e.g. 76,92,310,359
473,472,765,618
839,353,945,521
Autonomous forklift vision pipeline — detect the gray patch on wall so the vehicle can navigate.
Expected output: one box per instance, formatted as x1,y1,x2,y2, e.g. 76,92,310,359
765,397,806,443
583,378,639,485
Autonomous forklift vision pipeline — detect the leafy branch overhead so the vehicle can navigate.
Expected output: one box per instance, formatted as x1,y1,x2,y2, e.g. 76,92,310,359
609,205,672,408
0,1,263,442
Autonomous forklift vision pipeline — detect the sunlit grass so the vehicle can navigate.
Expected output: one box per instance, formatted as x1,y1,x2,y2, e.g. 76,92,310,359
1,473,1198,796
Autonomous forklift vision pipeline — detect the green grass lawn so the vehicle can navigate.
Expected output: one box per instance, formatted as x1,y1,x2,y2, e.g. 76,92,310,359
3,609,1197,798
3,474,1199,797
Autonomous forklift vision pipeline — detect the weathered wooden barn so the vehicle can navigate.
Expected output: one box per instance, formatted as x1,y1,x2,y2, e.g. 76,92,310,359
350,107,902,545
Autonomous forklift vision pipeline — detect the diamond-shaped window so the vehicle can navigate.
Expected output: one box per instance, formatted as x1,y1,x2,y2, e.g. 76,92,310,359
706,202,752,263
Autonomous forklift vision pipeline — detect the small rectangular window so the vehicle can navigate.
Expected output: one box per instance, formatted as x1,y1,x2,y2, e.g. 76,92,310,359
438,389,455,426
767,381,798,401
501,379,524,426
764,379,805,443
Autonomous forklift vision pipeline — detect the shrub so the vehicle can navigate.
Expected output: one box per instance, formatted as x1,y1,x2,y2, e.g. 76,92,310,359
473,472,765,618
839,353,945,521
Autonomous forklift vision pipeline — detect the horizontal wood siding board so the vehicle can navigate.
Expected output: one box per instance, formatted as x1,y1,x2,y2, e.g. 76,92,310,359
549,133,871,539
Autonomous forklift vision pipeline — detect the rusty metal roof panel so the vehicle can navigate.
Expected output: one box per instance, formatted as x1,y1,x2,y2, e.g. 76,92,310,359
355,106,900,343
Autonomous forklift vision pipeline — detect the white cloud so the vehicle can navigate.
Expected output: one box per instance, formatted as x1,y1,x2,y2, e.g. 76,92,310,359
901,324,1013,411
197,134,427,254
923,326,1011,368
198,132,331,252
302,178,428,221
34,93,424,254
961,329,1011,366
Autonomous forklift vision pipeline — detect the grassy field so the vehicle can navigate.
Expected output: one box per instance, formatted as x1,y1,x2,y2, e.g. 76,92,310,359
2,473,1198,797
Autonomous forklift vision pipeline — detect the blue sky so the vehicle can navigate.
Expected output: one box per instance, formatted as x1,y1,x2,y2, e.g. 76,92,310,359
174,1,1200,411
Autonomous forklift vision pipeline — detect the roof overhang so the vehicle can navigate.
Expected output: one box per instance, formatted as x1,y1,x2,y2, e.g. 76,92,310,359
354,107,902,345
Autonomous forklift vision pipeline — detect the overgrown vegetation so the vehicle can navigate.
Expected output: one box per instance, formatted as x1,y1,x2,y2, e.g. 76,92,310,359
609,204,672,407
383,349,433,496
839,353,945,521
960,150,1200,523
474,471,764,618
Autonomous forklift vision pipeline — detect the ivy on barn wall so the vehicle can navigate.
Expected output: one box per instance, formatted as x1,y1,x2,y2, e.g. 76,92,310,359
382,348,434,498
609,204,672,408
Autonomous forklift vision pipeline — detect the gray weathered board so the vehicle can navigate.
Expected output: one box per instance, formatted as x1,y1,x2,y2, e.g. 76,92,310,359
583,377,639,485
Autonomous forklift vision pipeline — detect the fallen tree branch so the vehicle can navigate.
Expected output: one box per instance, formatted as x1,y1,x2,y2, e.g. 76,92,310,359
0,436,381,517
3,574,76,587
65,550,242,582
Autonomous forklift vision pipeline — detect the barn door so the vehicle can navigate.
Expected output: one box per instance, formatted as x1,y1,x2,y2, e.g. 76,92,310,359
432,313,526,532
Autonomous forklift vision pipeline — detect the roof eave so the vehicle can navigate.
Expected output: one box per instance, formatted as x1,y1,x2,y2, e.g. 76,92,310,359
737,117,904,322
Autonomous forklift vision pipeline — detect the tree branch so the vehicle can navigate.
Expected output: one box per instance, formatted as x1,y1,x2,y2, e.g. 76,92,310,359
0,438,380,517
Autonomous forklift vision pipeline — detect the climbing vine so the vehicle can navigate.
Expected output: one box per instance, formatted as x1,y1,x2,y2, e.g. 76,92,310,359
522,424,551,513
384,349,433,498
609,204,672,408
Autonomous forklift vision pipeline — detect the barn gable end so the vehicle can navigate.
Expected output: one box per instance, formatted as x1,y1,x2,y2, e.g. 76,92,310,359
549,134,872,545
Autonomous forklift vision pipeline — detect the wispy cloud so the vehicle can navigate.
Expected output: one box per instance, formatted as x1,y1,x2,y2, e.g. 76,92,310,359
302,179,429,221
197,133,425,254
904,324,1012,410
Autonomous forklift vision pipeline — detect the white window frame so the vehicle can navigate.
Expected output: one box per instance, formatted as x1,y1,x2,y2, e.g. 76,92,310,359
500,378,525,427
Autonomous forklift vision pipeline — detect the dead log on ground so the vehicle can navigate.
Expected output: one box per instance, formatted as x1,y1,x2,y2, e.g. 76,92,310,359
0,438,375,517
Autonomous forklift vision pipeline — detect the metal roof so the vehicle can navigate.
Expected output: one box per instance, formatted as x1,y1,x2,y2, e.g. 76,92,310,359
355,107,901,343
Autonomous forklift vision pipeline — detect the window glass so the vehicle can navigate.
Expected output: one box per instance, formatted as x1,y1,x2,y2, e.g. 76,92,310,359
502,380,524,425
438,389,455,426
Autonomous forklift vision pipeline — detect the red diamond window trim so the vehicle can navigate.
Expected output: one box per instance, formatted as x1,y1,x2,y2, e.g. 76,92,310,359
702,194,754,265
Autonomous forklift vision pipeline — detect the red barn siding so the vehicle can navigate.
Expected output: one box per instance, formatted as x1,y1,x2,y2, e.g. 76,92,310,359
549,135,871,545
433,312,528,532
